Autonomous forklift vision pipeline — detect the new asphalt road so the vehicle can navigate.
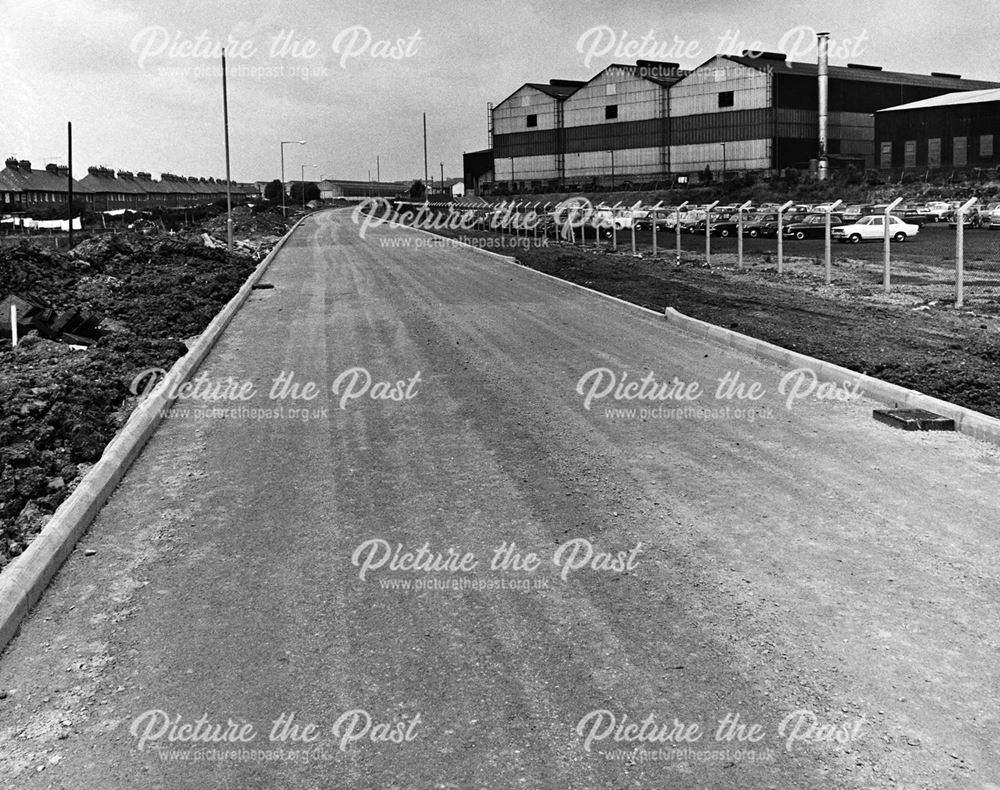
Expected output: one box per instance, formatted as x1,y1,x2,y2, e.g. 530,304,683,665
2,209,999,789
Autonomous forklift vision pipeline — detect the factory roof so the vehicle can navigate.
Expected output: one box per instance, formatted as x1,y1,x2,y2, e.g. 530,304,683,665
724,53,1000,90
569,61,688,92
877,86,1000,112
524,80,586,99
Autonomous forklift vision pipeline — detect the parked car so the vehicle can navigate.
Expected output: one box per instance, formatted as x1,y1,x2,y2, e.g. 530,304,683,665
742,213,778,237
753,212,809,238
947,209,989,229
782,213,845,239
832,215,920,243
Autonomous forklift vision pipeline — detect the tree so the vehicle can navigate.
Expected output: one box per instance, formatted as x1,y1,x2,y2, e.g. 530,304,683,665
409,180,427,201
289,181,320,204
264,179,283,203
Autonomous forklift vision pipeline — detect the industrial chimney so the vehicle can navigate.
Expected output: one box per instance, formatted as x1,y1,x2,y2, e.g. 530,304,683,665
817,32,830,181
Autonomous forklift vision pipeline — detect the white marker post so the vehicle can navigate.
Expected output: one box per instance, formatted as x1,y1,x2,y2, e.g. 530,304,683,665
824,199,843,285
650,201,663,256
675,200,688,264
705,200,720,265
884,197,903,294
736,200,752,269
955,197,977,308
776,200,794,275
9,304,17,348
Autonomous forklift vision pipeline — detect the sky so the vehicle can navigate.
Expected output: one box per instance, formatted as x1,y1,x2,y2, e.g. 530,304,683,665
1,0,997,185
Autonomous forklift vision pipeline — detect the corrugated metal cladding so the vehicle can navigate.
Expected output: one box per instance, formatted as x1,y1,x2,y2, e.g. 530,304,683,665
875,101,1000,169
672,108,773,144
494,154,559,181
492,85,561,136
671,139,770,170
564,147,665,179
774,73,993,114
493,130,559,159
564,119,666,153
670,57,770,116
563,65,667,126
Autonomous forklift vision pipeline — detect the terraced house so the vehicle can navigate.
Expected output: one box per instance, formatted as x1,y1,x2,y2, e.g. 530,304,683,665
0,158,91,212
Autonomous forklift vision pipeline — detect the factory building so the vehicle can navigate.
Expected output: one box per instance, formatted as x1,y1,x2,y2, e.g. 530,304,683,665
491,79,584,188
875,88,1000,171
560,62,684,184
479,51,1000,192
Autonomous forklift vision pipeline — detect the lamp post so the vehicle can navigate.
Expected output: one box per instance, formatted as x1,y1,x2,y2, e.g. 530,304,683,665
301,164,317,210
609,149,615,190
721,143,727,181
280,140,305,216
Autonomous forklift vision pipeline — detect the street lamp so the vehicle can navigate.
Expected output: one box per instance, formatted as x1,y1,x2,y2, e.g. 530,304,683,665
609,149,616,190
280,140,305,216
301,163,317,210
721,143,727,181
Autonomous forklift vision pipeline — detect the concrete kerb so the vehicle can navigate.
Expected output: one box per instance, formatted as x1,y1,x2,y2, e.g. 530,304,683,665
664,307,1000,447
386,218,1000,447
0,213,311,655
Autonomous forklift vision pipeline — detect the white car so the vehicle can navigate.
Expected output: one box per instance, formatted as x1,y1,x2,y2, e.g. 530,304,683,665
832,215,920,243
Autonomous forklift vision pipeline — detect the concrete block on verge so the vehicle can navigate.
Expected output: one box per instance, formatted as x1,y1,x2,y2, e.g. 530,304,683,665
663,306,1000,449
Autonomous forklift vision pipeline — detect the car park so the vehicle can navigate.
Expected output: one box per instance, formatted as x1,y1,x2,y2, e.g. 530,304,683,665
832,215,920,243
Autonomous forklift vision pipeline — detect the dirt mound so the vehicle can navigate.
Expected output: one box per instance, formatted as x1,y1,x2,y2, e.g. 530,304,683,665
0,227,281,569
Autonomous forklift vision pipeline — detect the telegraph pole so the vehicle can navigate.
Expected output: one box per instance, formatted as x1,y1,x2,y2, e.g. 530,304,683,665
222,48,233,253
423,113,428,185
67,121,74,249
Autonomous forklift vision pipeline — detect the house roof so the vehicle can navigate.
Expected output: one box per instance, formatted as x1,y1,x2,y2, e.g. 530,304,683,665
878,86,1000,112
0,162,89,193
79,169,147,195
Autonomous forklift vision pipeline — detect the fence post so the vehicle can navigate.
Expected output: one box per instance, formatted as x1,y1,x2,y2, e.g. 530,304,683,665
955,197,977,308
824,199,842,285
776,200,794,274
736,200,752,269
705,200,719,266
675,200,688,264
9,304,17,348
650,201,663,257
883,197,903,294
630,200,640,255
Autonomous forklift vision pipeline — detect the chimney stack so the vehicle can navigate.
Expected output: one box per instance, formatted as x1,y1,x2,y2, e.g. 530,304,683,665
817,32,829,181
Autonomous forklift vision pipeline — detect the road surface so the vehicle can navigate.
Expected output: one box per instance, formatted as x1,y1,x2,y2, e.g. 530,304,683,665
1,209,999,789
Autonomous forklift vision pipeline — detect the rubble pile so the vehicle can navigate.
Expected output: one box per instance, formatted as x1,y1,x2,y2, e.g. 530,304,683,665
0,226,278,570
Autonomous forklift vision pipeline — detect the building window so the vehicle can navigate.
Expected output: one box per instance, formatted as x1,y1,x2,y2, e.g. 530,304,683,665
521,96,531,107
880,142,892,169
928,138,941,168
954,136,968,166
718,91,734,108
605,104,618,120
526,114,537,128
606,83,616,96
904,141,916,169
981,134,994,159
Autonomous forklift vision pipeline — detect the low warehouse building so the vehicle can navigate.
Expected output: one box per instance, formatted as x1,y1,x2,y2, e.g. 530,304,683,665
875,88,1000,172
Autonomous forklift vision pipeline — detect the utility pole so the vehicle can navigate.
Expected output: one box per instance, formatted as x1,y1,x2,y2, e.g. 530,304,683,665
440,162,444,193
423,113,428,185
67,121,73,249
377,155,380,183
222,48,233,253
